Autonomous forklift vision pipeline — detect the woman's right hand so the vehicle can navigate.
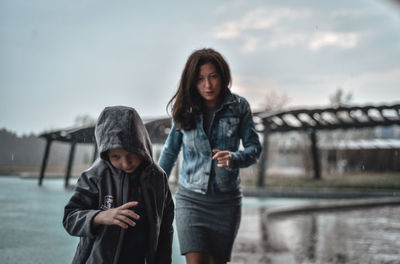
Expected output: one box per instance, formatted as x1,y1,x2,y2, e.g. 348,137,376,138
93,201,140,229
212,149,232,168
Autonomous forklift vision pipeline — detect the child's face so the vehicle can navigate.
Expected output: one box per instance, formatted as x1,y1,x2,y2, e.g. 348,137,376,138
108,148,142,174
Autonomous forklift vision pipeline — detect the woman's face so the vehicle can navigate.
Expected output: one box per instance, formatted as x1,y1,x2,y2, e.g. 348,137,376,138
196,63,222,108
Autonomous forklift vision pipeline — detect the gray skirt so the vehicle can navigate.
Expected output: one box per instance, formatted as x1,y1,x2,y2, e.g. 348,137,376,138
175,186,242,262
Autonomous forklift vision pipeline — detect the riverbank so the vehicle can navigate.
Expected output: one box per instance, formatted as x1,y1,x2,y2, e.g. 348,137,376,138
4,172,399,199
3,170,400,190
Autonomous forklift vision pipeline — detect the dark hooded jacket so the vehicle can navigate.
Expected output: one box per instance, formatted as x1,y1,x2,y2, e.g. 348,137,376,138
63,106,174,264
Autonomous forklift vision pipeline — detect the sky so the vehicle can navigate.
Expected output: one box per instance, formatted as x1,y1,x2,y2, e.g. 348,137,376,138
1,0,400,136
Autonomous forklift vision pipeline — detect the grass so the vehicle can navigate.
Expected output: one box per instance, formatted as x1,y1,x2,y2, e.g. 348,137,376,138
1,165,399,190
242,172,400,190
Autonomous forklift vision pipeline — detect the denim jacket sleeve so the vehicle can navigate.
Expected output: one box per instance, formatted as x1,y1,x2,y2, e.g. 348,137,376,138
230,98,262,168
158,122,183,177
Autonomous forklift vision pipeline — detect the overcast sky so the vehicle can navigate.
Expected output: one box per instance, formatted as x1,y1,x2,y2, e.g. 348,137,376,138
1,0,400,135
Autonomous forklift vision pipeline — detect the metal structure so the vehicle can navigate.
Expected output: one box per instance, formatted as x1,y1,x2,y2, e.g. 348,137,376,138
39,126,96,187
255,103,400,186
38,118,171,187
39,103,400,188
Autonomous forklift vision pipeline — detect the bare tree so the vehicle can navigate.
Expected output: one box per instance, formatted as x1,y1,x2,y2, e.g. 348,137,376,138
74,114,96,127
329,87,353,107
322,88,376,174
260,89,290,112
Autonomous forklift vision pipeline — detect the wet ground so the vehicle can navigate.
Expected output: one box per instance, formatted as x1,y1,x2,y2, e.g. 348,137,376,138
1,176,399,263
232,204,400,264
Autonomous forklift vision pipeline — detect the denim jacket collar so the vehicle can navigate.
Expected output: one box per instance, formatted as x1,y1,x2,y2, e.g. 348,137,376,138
202,90,239,116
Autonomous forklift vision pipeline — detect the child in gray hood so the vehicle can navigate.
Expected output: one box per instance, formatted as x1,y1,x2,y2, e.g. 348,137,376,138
63,106,174,264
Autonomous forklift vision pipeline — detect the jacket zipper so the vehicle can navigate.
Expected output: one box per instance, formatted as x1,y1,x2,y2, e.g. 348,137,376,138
113,172,126,264
140,168,153,263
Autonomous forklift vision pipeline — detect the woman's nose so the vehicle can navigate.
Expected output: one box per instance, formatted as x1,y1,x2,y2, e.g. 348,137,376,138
204,77,211,88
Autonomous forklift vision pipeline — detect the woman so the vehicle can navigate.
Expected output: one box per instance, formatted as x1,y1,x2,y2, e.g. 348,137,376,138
158,48,261,264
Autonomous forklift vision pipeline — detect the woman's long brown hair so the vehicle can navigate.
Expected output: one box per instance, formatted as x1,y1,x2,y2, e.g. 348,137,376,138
167,48,232,130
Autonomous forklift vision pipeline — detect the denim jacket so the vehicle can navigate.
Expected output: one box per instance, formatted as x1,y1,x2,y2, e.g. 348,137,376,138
158,92,262,194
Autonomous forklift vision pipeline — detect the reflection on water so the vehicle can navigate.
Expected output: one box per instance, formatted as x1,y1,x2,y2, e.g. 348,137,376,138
234,206,400,264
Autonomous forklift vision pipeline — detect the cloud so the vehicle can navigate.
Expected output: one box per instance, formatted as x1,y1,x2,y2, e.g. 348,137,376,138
346,67,400,93
212,6,366,52
213,21,242,39
212,7,310,39
281,67,400,106
243,36,260,52
308,31,359,50
231,75,285,109
266,33,307,49
330,8,370,18
232,66,400,110
213,0,248,15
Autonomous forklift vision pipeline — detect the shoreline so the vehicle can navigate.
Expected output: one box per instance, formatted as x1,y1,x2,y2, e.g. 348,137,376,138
2,174,399,199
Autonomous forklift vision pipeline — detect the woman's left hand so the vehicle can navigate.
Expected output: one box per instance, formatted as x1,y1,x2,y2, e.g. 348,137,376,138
212,149,232,168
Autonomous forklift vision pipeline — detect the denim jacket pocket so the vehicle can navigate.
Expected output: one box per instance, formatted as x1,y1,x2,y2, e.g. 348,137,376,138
218,117,240,150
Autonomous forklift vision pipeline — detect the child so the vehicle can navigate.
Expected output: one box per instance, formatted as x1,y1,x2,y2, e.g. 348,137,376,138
63,106,174,264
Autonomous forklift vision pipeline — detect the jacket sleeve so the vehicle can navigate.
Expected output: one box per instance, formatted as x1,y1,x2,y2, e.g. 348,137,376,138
155,174,175,264
230,98,262,168
158,121,183,177
63,172,102,238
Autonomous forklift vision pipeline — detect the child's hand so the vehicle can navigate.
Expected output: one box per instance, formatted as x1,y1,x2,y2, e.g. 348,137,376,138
93,201,140,229
212,149,232,168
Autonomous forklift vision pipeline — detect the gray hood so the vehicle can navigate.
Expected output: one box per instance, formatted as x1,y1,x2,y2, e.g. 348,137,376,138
95,106,153,165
